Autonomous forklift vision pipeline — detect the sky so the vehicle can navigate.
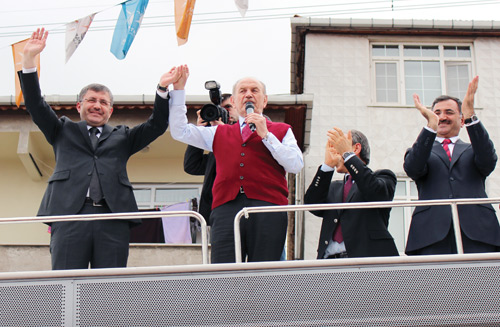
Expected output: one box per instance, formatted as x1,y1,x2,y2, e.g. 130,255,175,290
1,0,500,97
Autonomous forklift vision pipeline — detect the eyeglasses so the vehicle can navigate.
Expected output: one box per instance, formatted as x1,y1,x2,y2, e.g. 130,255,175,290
83,98,111,107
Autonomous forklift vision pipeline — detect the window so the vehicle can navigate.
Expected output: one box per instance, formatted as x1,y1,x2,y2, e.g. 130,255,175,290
372,44,472,106
133,184,201,209
388,178,418,253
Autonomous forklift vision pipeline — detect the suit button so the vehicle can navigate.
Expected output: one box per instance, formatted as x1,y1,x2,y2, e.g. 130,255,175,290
334,219,338,223
88,172,92,176
450,177,454,181
325,241,329,245
240,176,244,180
241,153,245,156
94,156,98,159
240,163,244,167
242,143,247,147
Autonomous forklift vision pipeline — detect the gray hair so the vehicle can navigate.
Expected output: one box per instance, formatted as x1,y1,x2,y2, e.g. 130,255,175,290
351,129,370,165
232,77,267,95
78,83,114,106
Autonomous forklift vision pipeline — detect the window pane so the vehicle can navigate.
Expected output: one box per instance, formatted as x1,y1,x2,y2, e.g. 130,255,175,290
375,62,398,102
422,46,439,57
395,181,407,197
372,45,399,57
372,45,386,56
404,61,441,105
410,181,418,197
155,188,199,204
446,63,470,99
404,45,421,57
388,207,405,253
133,189,151,203
444,46,471,58
457,46,471,58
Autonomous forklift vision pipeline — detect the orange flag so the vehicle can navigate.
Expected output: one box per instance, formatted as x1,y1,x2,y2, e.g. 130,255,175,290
12,39,41,107
175,0,196,46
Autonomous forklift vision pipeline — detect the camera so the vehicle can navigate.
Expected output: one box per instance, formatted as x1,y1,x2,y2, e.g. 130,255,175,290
200,80,228,125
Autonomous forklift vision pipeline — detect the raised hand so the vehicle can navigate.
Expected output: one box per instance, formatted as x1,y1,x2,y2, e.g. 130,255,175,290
324,139,341,168
413,93,438,131
173,64,189,90
462,76,479,120
327,127,352,157
23,28,48,69
159,66,181,90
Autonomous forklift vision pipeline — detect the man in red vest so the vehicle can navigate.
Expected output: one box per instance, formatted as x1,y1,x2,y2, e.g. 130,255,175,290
169,67,304,263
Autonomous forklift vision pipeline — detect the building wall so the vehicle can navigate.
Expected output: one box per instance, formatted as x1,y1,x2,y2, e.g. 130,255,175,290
302,33,500,259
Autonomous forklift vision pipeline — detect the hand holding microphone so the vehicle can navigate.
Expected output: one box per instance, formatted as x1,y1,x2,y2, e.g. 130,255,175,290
245,102,257,132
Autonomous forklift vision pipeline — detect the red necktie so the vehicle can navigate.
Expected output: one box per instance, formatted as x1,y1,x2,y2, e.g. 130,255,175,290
442,138,452,161
242,123,252,142
333,175,352,243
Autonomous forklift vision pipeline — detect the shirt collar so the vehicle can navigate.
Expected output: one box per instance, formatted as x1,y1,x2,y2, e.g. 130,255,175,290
436,135,460,144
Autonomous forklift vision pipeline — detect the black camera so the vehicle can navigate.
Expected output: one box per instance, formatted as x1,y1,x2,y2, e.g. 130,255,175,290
200,81,228,125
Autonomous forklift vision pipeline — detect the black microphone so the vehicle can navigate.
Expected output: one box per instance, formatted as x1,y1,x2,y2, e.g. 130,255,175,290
245,102,256,132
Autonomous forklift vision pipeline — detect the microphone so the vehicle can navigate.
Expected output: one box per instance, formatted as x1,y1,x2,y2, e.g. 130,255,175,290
245,102,256,132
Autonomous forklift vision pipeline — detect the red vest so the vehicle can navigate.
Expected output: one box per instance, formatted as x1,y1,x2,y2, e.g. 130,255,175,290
211,121,290,209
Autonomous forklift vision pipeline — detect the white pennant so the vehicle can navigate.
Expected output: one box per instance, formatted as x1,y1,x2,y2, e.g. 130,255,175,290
234,0,248,17
65,14,96,63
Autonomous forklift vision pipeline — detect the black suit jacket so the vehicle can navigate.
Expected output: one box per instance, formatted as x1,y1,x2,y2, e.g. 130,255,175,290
19,71,169,218
305,157,399,259
183,146,216,224
404,124,500,253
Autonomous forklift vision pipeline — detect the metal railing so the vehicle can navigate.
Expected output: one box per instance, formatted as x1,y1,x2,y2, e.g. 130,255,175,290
234,197,500,263
0,210,209,264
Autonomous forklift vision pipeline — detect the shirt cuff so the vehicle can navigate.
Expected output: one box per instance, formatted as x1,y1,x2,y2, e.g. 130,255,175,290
22,67,37,74
320,163,335,172
156,90,169,99
169,89,186,106
465,119,480,127
424,125,437,133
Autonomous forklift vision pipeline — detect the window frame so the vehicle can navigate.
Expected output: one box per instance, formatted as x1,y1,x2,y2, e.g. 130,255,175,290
132,183,202,210
370,42,474,106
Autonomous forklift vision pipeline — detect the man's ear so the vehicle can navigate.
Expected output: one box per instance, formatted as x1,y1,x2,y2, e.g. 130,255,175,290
353,142,362,156
76,101,82,113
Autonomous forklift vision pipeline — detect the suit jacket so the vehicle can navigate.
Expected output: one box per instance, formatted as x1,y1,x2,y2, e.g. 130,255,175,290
404,124,500,253
183,146,216,224
304,157,399,259
19,71,169,218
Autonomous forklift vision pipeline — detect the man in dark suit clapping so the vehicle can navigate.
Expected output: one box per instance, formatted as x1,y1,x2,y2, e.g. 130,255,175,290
305,128,399,259
404,76,500,255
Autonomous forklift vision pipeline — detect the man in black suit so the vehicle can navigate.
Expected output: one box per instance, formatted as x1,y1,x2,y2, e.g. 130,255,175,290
20,28,181,269
183,93,237,224
305,128,399,259
404,76,500,255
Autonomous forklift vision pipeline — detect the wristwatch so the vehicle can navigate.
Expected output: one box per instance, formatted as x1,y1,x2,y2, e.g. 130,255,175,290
157,84,168,92
342,151,355,161
464,114,478,124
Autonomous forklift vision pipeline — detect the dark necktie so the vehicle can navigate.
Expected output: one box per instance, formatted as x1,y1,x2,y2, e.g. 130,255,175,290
242,123,252,142
89,127,103,202
442,138,452,161
333,175,353,243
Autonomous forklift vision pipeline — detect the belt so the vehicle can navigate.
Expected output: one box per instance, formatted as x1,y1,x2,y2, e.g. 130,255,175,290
84,197,106,207
327,251,348,259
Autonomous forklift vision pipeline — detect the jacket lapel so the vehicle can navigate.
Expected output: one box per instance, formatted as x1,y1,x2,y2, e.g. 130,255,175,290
433,141,450,167
78,121,93,150
450,140,469,168
98,124,113,145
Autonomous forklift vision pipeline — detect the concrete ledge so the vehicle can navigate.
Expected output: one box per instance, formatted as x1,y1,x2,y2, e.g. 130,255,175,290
0,244,206,272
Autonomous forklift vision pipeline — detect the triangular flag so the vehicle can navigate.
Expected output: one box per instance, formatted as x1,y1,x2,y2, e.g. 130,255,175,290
234,0,248,17
65,13,96,63
12,38,40,108
110,0,149,60
174,0,196,46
